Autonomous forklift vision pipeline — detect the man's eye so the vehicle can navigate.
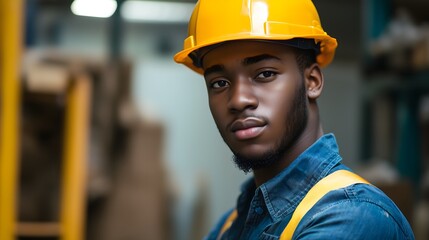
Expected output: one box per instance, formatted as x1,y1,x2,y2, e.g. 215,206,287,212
256,71,276,79
211,80,229,89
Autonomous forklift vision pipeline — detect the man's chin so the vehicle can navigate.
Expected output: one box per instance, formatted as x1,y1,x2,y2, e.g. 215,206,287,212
232,151,280,173
232,155,255,173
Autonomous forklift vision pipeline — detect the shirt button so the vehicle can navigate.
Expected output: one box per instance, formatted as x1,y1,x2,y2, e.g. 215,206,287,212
255,207,264,215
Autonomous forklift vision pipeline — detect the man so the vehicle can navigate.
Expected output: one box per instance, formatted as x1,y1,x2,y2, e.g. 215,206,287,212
174,0,415,239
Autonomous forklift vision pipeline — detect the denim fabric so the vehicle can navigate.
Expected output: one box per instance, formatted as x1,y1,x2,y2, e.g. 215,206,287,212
205,134,415,240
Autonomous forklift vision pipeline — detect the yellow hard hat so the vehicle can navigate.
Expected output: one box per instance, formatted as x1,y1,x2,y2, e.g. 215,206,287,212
174,0,338,74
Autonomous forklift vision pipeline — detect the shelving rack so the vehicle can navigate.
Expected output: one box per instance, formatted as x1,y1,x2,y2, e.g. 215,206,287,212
0,1,91,239
361,0,429,187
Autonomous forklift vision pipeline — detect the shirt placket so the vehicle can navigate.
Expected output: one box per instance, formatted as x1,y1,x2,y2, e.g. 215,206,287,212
240,191,267,239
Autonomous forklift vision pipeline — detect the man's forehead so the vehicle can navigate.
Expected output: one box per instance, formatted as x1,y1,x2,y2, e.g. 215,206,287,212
203,53,284,77
201,40,293,69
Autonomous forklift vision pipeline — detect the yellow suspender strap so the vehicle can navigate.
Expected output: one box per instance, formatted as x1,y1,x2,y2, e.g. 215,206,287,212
217,209,238,240
280,170,369,240
217,170,369,240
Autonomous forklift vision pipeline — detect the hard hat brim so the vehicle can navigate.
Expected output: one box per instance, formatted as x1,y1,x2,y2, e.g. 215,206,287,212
174,35,337,75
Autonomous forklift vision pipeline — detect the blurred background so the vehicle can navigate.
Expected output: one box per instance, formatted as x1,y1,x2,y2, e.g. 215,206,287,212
0,0,428,239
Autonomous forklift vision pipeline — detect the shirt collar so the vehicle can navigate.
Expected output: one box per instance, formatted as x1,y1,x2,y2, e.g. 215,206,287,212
239,133,343,222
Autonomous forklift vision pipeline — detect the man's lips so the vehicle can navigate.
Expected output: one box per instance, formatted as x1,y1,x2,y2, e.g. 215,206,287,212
230,117,267,140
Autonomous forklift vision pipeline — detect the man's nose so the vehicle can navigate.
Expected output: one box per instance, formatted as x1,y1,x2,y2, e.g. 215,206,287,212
227,79,258,113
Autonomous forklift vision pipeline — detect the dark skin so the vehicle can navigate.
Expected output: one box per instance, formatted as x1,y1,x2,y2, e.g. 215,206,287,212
202,41,325,187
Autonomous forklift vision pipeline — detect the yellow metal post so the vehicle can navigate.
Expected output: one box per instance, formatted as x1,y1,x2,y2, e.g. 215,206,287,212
60,73,91,240
0,0,23,239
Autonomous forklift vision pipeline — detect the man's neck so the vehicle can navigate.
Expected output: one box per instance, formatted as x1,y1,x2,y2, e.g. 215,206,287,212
252,124,323,188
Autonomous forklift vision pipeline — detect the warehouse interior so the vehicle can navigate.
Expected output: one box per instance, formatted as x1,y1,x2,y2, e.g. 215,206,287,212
1,0,429,239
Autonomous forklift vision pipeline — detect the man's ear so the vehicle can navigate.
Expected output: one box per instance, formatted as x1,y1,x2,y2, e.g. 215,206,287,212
304,63,324,100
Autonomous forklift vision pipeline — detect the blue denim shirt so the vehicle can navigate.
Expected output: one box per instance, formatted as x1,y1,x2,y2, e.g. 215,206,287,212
205,134,415,239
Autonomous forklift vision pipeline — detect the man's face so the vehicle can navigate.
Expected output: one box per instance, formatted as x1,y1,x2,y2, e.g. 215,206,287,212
202,41,309,172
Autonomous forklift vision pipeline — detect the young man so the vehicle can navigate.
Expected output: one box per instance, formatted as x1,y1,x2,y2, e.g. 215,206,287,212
174,0,415,239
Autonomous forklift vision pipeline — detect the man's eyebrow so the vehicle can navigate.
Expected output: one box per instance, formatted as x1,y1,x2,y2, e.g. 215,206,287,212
204,64,225,77
243,54,281,66
203,54,280,77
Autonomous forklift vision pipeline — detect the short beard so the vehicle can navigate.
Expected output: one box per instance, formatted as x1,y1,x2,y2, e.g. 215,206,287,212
232,80,308,173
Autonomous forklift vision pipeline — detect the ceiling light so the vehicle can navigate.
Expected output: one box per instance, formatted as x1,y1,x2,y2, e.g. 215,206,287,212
121,0,194,24
71,0,118,18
